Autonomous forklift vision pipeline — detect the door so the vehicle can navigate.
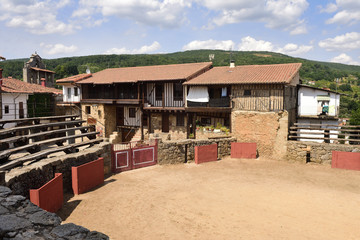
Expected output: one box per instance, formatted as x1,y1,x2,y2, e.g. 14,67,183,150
162,112,169,132
116,107,124,126
19,102,24,119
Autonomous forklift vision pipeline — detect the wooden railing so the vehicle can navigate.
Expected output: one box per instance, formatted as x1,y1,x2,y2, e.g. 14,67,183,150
289,123,360,144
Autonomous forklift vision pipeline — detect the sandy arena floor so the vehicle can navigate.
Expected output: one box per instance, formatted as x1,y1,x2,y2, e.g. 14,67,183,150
58,157,360,240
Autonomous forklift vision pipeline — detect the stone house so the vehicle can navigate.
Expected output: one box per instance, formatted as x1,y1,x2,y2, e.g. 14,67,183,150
184,62,302,158
23,53,55,87
0,77,61,128
76,62,212,140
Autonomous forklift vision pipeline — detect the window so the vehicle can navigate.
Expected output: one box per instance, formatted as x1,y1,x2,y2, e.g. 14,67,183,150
244,90,251,96
155,83,163,101
67,88,71,96
129,108,136,118
176,113,185,126
85,106,91,114
74,87,78,97
173,83,183,101
5,105,9,114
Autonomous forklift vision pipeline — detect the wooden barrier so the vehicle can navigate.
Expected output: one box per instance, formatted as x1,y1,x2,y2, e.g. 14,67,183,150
231,142,257,159
332,151,360,171
195,144,218,164
30,173,63,213
72,157,104,195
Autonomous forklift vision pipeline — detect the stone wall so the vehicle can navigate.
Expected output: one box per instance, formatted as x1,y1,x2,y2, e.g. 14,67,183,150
82,103,113,138
5,142,111,197
150,113,188,141
231,110,289,160
286,141,360,164
0,186,108,239
157,137,236,165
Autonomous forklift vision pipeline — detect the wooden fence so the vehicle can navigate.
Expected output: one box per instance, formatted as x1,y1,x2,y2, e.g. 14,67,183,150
289,122,360,144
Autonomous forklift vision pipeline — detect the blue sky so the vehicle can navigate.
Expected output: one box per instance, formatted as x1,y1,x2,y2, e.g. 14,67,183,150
0,0,360,65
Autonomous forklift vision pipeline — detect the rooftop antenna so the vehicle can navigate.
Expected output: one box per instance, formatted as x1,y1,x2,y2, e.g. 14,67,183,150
229,47,235,68
86,66,91,74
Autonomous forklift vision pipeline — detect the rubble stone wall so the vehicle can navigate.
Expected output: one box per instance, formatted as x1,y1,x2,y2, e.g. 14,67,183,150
157,137,236,165
0,186,108,239
5,142,111,197
286,141,360,164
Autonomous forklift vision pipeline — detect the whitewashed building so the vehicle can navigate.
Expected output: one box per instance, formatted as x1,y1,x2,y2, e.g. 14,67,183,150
297,84,341,143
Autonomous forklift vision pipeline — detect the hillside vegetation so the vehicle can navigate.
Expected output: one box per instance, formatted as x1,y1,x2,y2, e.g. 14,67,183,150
1,50,360,118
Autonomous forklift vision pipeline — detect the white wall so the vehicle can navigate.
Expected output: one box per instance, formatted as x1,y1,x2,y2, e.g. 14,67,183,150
2,93,29,128
124,106,141,126
63,86,81,103
298,87,340,117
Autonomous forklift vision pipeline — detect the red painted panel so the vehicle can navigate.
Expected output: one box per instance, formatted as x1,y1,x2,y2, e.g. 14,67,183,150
29,173,63,213
231,142,257,159
72,157,104,195
332,151,360,171
195,144,218,164
112,149,132,173
132,146,157,169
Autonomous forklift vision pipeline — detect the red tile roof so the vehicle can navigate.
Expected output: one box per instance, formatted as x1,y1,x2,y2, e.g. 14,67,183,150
56,73,92,84
31,67,55,73
184,63,302,85
1,77,62,94
78,62,212,84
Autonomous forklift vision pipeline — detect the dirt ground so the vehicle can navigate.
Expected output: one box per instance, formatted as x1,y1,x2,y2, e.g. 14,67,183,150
58,157,360,240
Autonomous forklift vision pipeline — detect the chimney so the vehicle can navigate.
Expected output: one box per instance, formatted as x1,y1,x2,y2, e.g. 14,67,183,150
41,77,46,87
230,60,235,68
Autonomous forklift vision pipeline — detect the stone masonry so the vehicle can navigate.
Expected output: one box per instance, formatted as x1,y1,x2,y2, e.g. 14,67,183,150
287,140,360,164
5,142,111,197
157,137,236,165
0,186,108,240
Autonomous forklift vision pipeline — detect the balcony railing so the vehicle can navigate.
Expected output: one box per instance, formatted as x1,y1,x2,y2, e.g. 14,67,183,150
187,97,230,108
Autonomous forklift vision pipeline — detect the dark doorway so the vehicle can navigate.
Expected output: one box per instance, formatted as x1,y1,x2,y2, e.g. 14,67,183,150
116,107,124,126
162,112,169,132
19,102,24,119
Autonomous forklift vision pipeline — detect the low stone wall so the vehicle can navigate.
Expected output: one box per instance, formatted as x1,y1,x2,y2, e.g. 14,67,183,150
0,186,109,239
287,141,360,164
5,142,111,197
157,137,236,165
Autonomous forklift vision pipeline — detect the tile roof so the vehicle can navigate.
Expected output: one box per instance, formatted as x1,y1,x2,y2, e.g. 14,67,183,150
184,63,302,85
78,62,212,84
1,77,62,94
56,73,92,84
31,67,55,73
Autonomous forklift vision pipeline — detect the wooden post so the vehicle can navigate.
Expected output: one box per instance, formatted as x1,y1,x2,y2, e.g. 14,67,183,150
140,109,144,140
162,83,165,108
193,113,197,139
148,112,152,134
186,113,189,139
184,85,188,107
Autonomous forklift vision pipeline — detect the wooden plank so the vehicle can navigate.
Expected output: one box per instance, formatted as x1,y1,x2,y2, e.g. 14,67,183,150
0,114,79,125
294,123,358,127
0,120,85,137
0,131,99,161
0,139,103,171
289,127,360,132
289,131,360,137
289,136,360,142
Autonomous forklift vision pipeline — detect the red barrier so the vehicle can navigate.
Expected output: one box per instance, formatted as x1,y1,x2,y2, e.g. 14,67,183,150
231,142,257,159
30,173,63,213
195,144,218,164
332,151,360,171
72,157,104,195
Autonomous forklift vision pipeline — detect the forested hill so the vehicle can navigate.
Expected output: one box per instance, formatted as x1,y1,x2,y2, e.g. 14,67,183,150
1,50,360,82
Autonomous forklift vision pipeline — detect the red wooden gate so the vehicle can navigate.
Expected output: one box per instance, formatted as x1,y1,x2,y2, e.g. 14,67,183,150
111,140,158,173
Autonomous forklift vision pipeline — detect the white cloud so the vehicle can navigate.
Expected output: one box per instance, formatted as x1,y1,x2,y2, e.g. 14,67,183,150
278,43,313,55
325,0,360,25
73,0,192,28
104,41,161,54
199,0,309,34
183,37,313,57
330,53,360,65
320,3,338,13
238,37,274,51
41,43,78,55
0,0,75,35
182,39,235,51
318,32,360,51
